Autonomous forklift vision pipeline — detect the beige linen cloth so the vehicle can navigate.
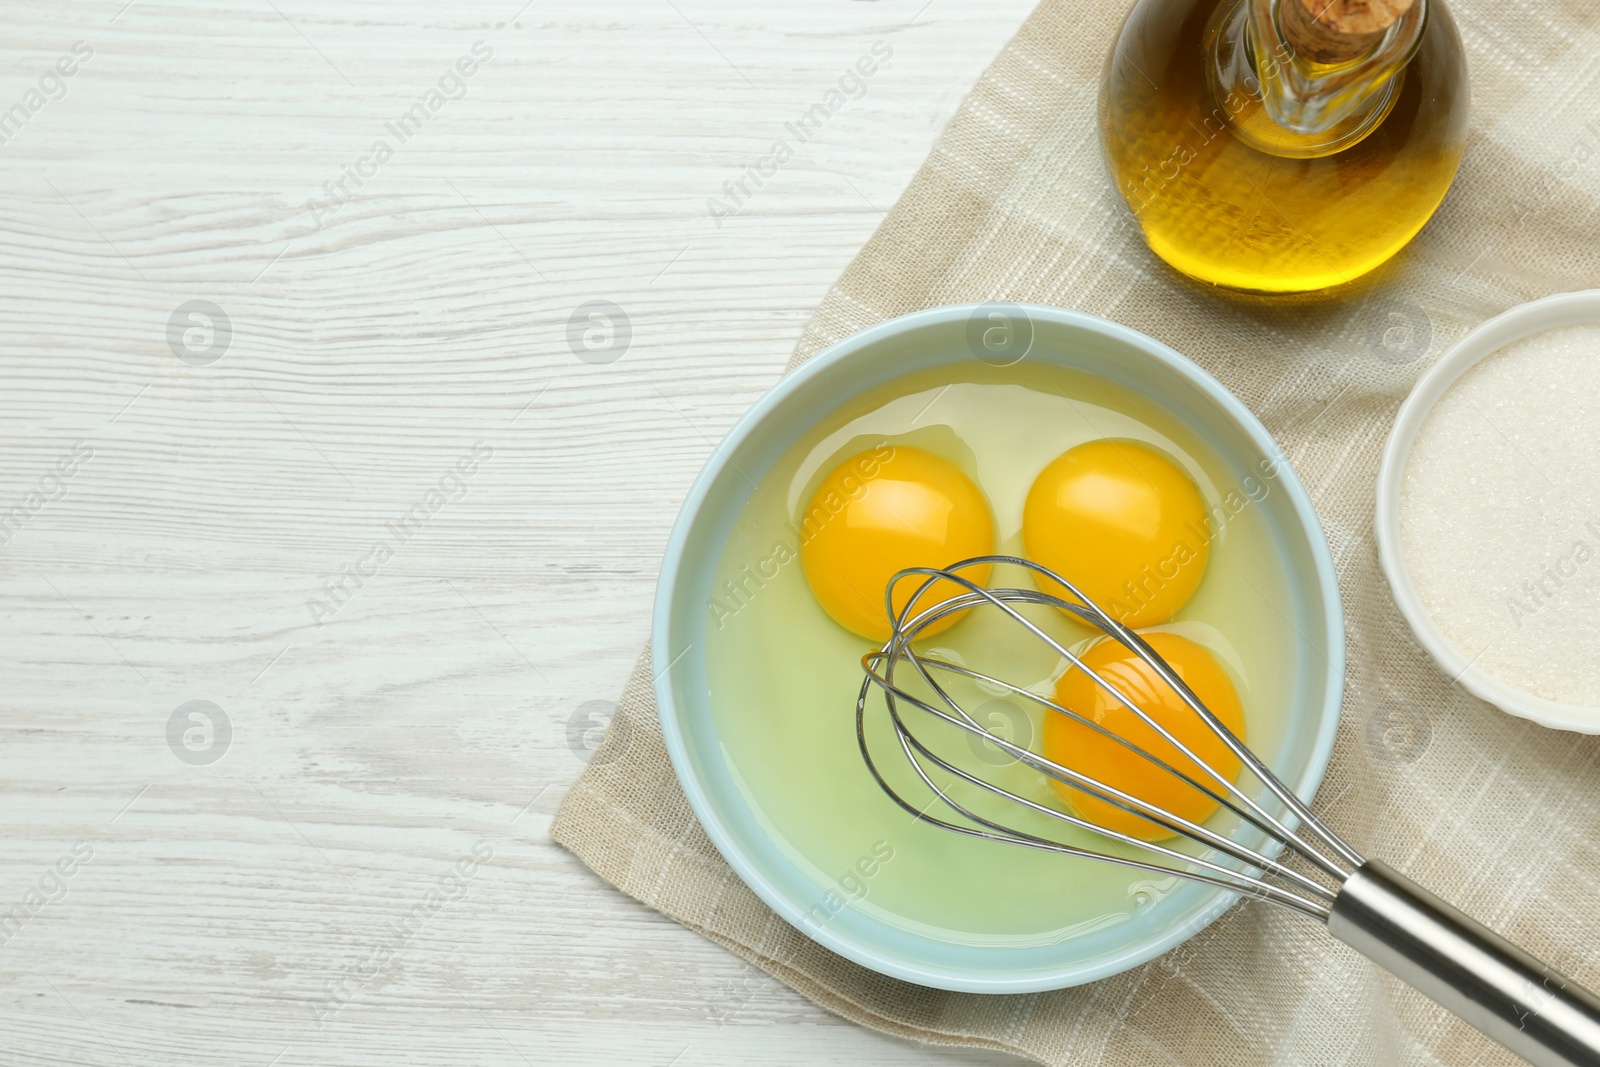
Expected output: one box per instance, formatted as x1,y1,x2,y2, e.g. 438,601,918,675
554,0,1600,1061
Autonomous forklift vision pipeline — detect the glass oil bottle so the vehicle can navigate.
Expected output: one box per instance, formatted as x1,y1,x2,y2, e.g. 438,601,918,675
1101,0,1470,293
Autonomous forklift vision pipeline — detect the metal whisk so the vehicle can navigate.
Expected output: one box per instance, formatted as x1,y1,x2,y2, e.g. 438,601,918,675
857,556,1600,1067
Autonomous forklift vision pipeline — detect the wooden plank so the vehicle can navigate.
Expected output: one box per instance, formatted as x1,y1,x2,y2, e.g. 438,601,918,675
0,1,1035,1063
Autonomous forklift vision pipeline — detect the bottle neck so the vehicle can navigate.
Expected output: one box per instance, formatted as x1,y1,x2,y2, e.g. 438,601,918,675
1209,0,1426,157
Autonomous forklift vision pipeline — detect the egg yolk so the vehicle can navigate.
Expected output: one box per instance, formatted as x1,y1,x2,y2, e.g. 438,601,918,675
1043,632,1244,842
1023,439,1210,627
799,446,995,642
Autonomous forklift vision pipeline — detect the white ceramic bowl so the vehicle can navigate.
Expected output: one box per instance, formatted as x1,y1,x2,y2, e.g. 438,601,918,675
1375,290,1600,732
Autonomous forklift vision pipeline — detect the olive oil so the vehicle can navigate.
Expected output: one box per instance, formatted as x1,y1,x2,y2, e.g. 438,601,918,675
1101,0,1470,292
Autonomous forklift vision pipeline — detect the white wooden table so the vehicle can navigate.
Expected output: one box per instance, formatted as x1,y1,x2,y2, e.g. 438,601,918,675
0,2,1039,1063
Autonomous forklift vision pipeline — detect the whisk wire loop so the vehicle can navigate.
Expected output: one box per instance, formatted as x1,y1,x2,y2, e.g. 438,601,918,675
857,556,1363,920
865,660,1341,915
879,604,1290,846
888,559,1355,874
861,648,1341,910
852,671,1334,917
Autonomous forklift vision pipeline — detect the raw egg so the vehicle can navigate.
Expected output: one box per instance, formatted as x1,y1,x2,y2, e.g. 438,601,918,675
1023,439,1210,627
1043,632,1244,841
799,445,994,642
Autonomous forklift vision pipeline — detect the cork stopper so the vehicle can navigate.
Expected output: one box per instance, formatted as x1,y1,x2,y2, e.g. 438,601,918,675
1282,0,1416,63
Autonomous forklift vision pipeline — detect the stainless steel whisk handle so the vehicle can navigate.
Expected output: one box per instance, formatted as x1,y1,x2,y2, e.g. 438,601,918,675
1330,861,1600,1067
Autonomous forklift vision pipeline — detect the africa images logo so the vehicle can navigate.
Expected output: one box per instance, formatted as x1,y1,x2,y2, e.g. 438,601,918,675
305,41,493,230
708,444,894,630
0,41,93,149
307,441,492,626
705,41,893,227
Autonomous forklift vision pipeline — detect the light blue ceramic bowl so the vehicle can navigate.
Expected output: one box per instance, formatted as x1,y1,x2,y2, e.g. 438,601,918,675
653,303,1343,992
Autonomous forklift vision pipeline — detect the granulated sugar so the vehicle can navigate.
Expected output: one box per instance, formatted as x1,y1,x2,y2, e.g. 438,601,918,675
1400,324,1600,707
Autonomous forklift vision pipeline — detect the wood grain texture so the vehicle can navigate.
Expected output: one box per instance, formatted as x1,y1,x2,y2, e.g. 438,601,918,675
0,1,1038,1063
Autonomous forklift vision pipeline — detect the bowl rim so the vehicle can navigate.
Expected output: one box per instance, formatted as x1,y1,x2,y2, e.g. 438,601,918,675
1374,288,1600,733
652,302,1346,991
